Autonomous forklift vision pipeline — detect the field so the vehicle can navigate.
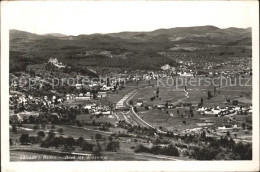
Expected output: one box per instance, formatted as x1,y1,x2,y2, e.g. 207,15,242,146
10,124,189,161
127,76,252,134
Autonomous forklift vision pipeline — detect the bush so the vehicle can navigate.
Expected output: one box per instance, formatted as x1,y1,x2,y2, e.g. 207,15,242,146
162,144,180,157
37,131,45,138
81,141,94,151
134,144,180,157
62,144,75,153
95,134,102,140
33,124,39,131
65,137,75,147
92,142,102,157
10,139,14,145
144,106,149,110
190,147,218,160
12,124,17,133
129,100,134,105
134,144,150,153
215,151,240,160
48,130,55,138
106,140,120,152
57,128,64,135
19,134,30,145
76,137,84,146
51,124,56,129
234,142,252,160
150,145,161,155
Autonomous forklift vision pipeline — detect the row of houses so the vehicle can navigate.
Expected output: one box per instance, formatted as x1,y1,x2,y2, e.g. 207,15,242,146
82,103,112,115
66,91,108,101
197,105,252,117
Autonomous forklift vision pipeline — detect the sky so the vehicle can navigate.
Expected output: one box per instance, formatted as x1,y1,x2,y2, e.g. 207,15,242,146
2,1,257,36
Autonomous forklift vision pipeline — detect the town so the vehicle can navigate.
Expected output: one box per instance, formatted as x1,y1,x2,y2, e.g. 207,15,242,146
10,52,252,160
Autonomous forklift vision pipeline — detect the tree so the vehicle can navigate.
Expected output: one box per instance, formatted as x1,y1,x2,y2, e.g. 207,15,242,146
10,139,14,145
92,142,102,157
81,141,94,151
51,124,56,129
33,124,39,131
48,130,55,138
29,115,36,123
106,140,120,152
129,100,134,106
133,107,138,113
20,134,30,145
12,124,17,133
65,137,75,147
41,123,46,129
201,131,206,140
37,131,45,139
62,144,75,153
134,144,149,153
200,98,204,107
76,137,84,146
208,91,212,100
163,144,180,157
215,151,240,160
190,109,194,117
234,142,252,160
191,147,218,160
226,131,231,137
242,123,246,130
95,134,102,141
75,120,82,127
57,128,64,135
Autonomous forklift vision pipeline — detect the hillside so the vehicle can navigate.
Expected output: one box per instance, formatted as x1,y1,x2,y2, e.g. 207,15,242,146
9,26,252,73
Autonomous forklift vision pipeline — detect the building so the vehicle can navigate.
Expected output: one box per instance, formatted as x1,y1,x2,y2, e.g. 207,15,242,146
48,58,66,68
75,92,92,100
97,91,107,98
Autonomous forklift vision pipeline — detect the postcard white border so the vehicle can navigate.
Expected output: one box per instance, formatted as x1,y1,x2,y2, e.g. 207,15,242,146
1,1,259,172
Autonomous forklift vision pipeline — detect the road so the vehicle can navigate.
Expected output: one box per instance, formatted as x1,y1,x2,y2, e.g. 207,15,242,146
115,87,189,134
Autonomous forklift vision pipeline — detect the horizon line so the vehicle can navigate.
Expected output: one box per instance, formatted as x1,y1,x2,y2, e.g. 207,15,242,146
9,25,252,37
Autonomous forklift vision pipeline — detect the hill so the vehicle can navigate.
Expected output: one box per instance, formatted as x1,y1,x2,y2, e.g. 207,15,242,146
9,26,252,73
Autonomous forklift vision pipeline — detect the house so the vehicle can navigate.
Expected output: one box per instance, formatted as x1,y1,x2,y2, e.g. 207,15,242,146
136,101,143,107
196,120,215,127
177,72,193,77
197,107,207,112
161,64,171,70
75,92,92,100
48,58,66,68
83,104,96,110
66,94,75,100
97,91,107,98
217,125,241,133
101,85,114,91
10,114,22,123
204,108,215,115
16,111,40,121
102,110,112,115
167,104,175,109
156,104,166,109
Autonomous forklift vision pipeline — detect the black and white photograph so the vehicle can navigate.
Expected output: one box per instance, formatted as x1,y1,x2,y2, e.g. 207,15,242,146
1,0,259,171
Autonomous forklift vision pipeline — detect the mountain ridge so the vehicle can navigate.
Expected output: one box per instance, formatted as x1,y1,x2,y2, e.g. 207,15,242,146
9,26,252,72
